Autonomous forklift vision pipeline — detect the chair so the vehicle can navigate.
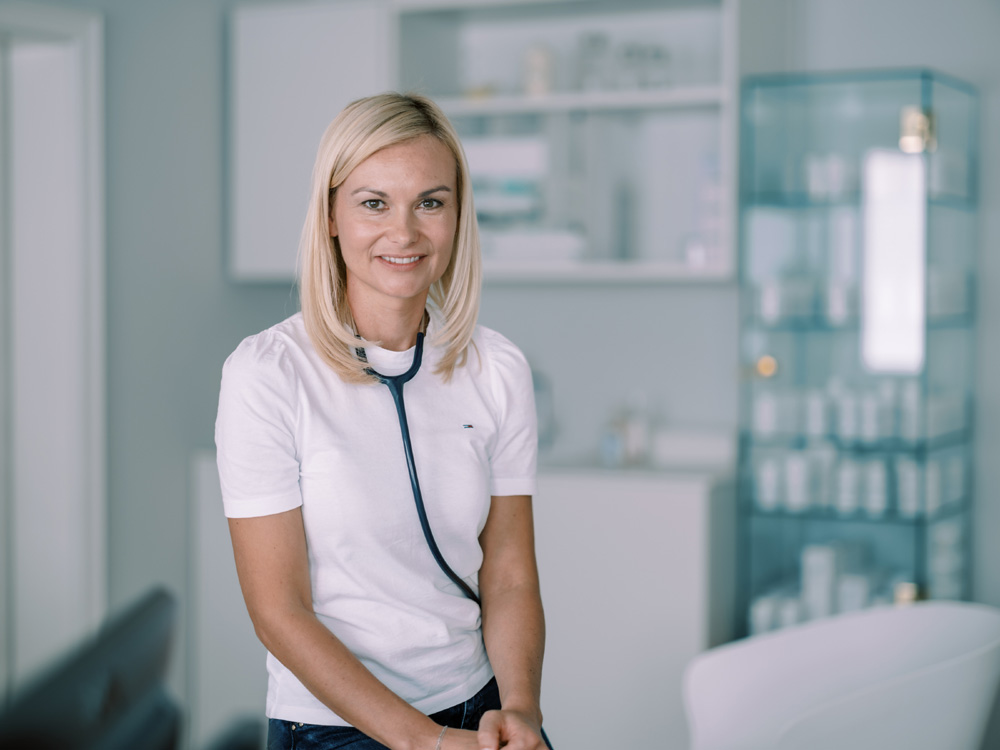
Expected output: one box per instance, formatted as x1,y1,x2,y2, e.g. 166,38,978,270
683,601,1000,750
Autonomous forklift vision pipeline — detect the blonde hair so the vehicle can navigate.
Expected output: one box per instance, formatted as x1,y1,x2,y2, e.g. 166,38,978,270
299,92,482,383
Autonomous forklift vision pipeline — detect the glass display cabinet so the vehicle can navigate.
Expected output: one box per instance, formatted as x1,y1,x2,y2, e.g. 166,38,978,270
737,70,979,638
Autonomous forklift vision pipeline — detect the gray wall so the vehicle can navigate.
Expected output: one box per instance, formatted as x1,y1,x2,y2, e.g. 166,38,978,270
24,0,1000,728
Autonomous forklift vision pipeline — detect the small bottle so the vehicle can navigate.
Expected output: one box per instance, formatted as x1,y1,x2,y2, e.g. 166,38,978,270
598,419,626,468
835,458,860,515
863,459,888,517
755,457,782,511
777,595,803,629
898,379,922,442
523,44,554,97
621,391,650,466
859,391,880,444
753,389,778,437
893,580,919,606
783,452,811,513
802,389,828,438
576,32,610,91
895,456,921,518
836,389,859,443
749,594,778,636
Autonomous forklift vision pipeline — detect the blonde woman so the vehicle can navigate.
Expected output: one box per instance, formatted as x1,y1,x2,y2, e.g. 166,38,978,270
216,93,548,750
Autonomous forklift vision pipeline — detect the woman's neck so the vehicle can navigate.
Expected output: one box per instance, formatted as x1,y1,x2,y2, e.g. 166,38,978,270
350,298,427,352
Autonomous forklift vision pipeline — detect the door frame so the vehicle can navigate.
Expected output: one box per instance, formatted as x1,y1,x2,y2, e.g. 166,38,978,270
0,2,104,697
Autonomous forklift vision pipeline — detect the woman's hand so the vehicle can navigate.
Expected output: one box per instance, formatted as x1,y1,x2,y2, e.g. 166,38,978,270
439,727,484,749
477,709,547,750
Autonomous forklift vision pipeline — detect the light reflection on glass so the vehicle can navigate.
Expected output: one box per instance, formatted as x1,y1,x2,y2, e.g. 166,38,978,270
861,149,926,374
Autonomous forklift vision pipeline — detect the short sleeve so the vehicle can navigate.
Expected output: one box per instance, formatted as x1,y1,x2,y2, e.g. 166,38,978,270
214,332,303,518
482,330,538,497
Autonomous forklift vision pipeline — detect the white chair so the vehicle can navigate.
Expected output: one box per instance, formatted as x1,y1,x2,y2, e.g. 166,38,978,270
683,601,1000,750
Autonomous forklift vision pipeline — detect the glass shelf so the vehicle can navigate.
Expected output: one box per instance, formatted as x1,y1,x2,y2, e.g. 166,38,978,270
742,430,971,455
746,495,970,526
742,192,976,212
742,314,974,333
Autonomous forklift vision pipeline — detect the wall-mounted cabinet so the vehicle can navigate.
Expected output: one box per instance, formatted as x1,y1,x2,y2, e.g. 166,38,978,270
737,70,979,638
228,0,743,283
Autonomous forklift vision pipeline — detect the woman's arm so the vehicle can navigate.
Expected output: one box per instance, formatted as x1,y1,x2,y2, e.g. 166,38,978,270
229,508,466,750
476,495,548,750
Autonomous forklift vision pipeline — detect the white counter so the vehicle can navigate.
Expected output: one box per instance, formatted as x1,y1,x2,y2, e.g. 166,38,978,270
535,468,736,750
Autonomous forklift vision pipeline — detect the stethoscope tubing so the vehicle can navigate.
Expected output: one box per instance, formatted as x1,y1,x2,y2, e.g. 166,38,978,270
379,373,482,604
366,332,554,750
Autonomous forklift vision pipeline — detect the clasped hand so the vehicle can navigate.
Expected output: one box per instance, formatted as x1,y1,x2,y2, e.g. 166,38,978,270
440,709,546,750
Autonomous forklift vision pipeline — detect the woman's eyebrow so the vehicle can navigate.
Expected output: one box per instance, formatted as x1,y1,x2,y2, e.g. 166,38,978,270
349,185,452,198
350,187,388,197
419,185,452,198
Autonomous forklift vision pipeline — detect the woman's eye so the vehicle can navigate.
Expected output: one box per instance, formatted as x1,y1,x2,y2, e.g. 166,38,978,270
362,199,385,210
419,198,443,209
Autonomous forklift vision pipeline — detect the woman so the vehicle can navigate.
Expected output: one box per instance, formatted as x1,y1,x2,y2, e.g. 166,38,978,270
215,92,548,750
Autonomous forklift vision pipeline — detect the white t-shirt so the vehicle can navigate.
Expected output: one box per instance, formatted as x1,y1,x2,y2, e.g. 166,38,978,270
214,312,537,725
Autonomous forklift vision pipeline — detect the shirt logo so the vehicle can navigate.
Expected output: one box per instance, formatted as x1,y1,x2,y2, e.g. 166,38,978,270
462,424,474,429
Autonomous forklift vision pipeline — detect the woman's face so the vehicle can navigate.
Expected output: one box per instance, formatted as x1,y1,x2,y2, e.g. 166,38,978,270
330,135,458,314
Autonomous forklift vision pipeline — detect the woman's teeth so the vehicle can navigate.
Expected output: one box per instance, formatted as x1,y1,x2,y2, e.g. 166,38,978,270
382,256,420,265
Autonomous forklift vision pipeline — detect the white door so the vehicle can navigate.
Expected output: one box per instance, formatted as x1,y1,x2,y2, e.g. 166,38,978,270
0,3,105,697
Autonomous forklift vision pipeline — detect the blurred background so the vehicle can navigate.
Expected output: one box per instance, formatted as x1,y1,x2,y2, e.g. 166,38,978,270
2,0,1000,748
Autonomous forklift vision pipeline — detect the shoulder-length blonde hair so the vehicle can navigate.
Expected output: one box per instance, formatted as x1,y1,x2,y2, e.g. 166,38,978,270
299,92,481,384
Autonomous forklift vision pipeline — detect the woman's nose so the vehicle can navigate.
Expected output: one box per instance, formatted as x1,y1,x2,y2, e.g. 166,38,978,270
388,211,418,246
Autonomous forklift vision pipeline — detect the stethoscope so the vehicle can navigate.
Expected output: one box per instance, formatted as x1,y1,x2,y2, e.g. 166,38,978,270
360,331,480,603
359,331,555,750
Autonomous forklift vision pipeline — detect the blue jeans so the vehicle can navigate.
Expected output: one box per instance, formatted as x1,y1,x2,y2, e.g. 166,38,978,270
266,677,501,750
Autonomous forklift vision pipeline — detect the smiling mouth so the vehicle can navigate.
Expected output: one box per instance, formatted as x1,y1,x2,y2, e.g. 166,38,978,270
381,255,423,265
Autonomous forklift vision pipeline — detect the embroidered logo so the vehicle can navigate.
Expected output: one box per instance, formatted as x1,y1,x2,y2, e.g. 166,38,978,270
462,424,474,429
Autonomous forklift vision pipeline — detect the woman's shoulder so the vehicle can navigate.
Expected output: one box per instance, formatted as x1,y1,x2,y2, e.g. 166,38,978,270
223,313,312,382
471,324,531,380
473,324,522,354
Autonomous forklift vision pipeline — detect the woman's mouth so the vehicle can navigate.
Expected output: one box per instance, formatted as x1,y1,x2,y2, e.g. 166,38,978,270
380,255,422,265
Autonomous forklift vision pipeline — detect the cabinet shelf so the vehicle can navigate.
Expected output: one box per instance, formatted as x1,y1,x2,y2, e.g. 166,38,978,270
483,258,733,283
439,85,726,117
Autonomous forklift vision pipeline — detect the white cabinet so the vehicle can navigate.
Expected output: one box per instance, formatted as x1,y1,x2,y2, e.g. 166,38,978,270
228,0,743,282
534,468,736,750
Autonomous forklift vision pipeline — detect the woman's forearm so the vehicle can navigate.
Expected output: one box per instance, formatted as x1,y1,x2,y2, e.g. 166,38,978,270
229,511,443,750
252,603,443,750
480,581,546,726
